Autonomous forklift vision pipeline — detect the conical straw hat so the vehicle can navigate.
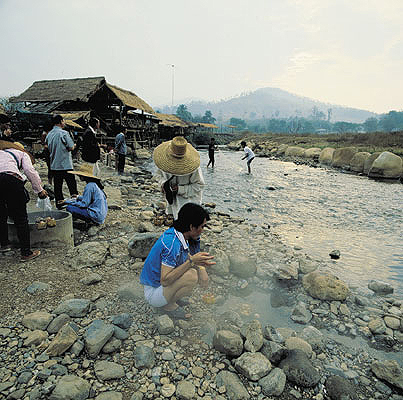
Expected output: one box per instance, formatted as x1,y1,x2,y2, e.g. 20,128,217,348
68,163,100,179
153,136,200,176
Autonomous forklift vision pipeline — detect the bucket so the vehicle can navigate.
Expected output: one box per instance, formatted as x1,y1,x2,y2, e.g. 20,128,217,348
8,210,74,248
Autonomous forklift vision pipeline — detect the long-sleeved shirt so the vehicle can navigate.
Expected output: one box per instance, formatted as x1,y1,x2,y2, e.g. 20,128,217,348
46,126,74,170
155,166,205,219
64,182,108,224
115,133,127,155
0,149,43,193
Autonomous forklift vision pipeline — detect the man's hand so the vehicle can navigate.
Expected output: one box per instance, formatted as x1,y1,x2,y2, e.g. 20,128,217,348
38,190,48,199
190,252,215,267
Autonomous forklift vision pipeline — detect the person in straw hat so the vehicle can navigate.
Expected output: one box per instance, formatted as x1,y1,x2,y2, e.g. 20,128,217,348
60,163,108,225
0,139,48,261
153,136,205,219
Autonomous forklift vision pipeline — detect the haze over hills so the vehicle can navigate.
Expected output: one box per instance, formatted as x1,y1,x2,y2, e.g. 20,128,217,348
157,87,378,123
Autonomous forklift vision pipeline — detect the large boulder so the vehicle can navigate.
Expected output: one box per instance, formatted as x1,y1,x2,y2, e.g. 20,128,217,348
54,299,91,318
49,375,91,400
276,144,288,155
67,241,109,269
22,311,53,331
349,152,371,173
368,151,403,179
213,330,243,357
325,375,357,400
240,320,264,352
331,147,357,169
285,146,305,157
228,255,256,278
303,148,321,159
128,232,161,259
371,359,403,390
302,272,349,301
319,147,335,165
209,248,230,276
363,152,381,174
234,352,272,381
84,320,114,358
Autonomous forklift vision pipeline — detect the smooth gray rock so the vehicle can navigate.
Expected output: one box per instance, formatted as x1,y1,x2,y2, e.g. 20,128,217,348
53,299,91,318
371,359,403,390
22,311,53,330
298,326,324,352
111,313,133,329
258,367,286,396
128,232,160,258
26,281,50,294
234,352,272,381
368,280,394,295
325,375,357,400
49,375,90,400
79,273,102,285
113,325,129,340
134,344,156,369
102,337,122,354
95,392,123,400
117,281,144,302
291,302,312,324
47,314,71,334
84,320,114,358
213,330,243,357
216,371,249,400
156,314,175,335
94,361,125,381
279,349,320,388
176,380,196,400
260,340,287,364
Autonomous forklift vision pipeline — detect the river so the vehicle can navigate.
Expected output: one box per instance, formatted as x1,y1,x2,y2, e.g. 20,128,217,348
198,149,403,296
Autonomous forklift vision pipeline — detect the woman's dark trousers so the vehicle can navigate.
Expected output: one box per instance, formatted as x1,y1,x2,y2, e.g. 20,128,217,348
0,174,31,256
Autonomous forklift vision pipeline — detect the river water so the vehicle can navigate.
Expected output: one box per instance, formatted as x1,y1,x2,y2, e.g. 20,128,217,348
198,149,403,296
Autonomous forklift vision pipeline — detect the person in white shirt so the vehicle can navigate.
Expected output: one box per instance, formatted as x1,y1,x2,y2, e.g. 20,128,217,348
241,141,255,174
153,136,205,219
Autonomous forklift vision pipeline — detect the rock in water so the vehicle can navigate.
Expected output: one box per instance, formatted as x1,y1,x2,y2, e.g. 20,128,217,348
302,272,349,301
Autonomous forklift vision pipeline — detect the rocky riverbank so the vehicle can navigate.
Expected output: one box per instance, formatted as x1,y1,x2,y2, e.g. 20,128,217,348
0,156,402,400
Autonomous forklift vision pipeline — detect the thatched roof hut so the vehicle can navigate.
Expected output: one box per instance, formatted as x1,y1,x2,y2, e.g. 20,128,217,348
10,76,154,114
155,113,190,128
0,104,9,123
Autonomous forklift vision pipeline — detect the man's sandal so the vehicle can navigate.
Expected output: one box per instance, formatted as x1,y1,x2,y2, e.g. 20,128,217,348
164,307,191,320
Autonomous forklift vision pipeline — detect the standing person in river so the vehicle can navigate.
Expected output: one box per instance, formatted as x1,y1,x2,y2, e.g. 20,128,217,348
140,203,215,320
241,141,255,174
0,140,48,261
81,117,101,177
114,126,127,176
154,136,205,219
207,137,217,168
46,115,78,209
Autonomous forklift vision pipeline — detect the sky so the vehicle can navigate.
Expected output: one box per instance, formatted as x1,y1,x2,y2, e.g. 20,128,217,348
0,0,402,114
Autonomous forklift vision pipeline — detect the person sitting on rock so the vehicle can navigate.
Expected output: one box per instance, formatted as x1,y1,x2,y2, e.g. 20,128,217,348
61,163,107,225
140,203,215,320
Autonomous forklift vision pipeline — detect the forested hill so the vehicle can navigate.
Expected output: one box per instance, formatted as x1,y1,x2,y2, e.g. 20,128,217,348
159,87,378,123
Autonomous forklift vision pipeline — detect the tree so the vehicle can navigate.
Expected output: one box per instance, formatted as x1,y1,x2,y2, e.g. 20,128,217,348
363,117,378,132
379,111,403,132
229,117,246,129
175,104,193,122
201,110,216,124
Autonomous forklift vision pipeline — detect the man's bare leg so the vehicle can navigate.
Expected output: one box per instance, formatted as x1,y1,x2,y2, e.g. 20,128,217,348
162,269,198,311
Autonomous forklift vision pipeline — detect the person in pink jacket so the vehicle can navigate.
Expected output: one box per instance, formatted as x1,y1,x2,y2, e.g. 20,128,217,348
0,140,47,261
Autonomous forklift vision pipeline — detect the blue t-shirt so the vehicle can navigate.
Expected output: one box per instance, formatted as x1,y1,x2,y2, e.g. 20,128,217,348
140,227,200,288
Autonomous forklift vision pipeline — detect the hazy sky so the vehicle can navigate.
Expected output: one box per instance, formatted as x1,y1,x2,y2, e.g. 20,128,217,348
0,0,402,114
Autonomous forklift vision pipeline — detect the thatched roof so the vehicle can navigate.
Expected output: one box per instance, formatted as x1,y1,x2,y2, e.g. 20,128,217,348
0,104,6,115
154,113,189,128
198,122,219,129
10,77,105,103
10,76,154,114
106,84,154,113
57,111,90,121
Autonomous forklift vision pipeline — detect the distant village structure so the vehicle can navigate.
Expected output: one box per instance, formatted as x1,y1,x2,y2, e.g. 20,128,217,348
6,76,222,151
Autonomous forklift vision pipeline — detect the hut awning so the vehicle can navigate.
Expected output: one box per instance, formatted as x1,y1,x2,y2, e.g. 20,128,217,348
10,77,105,103
106,84,154,113
154,113,189,128
198,123,219,129
56,111,91,121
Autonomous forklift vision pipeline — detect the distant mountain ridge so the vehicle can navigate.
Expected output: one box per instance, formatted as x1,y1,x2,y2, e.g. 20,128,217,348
157,87,378,123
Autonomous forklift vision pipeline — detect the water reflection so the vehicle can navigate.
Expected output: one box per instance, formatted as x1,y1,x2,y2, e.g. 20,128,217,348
200,150,403,295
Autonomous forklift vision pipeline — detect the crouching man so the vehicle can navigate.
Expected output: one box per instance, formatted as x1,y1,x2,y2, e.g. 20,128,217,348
140,203,215,320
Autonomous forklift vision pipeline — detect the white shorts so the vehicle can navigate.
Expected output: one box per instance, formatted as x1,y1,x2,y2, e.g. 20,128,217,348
144,285,168,308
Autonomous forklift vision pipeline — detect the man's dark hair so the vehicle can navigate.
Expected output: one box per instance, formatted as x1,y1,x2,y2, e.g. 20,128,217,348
211,138,215,142
241,141,246,147
52,115,64,126
173,203,209,233
89,117,99,128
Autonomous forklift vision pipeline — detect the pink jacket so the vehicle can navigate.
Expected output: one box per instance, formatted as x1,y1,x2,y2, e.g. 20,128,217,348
0,149,43,193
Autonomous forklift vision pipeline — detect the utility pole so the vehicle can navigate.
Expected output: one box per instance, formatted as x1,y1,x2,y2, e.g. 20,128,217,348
167,64,175,111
